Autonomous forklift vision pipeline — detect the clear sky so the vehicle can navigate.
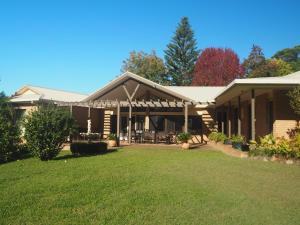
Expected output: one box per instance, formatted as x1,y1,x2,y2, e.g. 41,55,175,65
1,0,299,95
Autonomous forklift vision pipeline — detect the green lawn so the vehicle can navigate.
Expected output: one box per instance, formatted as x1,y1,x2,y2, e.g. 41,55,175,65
0,146,299,225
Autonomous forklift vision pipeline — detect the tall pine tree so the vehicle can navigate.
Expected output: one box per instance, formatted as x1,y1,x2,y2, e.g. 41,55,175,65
164,17,199,86
242,45,265,77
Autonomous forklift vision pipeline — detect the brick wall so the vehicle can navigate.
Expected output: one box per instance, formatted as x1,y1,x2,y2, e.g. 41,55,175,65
273,90,299,138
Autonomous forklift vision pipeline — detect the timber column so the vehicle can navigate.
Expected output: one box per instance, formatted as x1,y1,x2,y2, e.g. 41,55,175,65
251,89,256,140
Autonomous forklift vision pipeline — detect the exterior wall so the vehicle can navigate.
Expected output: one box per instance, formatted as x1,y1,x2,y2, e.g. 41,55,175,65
217,89,299,141
240,100,250,140
273,90,299,138
72,106,88,132
255,94,270,138
72,106,104,134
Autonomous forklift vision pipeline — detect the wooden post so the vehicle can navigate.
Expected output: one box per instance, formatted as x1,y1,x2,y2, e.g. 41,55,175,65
88,106,91,118
128,103,132,144
251,89,256,140
117,102,120,144
228,101,232,138
184,103,188,133
87,106,91,134
238,96,241,136
221,108,225,134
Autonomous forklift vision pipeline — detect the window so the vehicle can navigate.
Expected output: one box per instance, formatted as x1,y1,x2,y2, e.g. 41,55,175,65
149,116,165,131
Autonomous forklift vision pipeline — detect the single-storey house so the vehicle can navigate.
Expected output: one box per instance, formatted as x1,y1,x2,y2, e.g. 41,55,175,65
10,71,300,144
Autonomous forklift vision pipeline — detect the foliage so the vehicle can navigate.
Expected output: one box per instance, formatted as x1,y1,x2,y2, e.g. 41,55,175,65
242,44,265,77
231,135,245,143
122,51,169,84
164,17,199,86
249,134,300,159
248,58,293,78
192,48,244,86
287,124,300,139
0,101,21,163
107,133,117,141
272,45,300,71
0,91,7,103
70,142,108,156
177,132,191,143
259,134,276,147
248,140,257,145
24,104,76,160
287,86,300,116
208,132,227,143
290,134,300,158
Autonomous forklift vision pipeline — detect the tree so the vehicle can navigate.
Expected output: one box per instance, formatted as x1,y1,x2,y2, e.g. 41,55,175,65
24,104,76,160
164,17,199,86
122,51,168,84
248,58,293,78
287,86,300,116
243,45,265,77
192,48,244,86
0,91,6,103
273,45,300,72
0,97,20,163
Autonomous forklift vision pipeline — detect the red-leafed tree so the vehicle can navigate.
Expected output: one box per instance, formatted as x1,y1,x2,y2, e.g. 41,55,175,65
192,48,244,86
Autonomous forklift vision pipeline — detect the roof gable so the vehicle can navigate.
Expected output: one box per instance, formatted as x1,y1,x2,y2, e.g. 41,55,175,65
84,71,192,102
11,85,88,103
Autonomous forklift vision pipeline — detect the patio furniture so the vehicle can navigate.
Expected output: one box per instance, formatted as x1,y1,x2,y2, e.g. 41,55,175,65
143,131,155,143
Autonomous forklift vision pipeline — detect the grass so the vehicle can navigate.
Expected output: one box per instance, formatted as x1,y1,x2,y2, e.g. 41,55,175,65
0,146,299,225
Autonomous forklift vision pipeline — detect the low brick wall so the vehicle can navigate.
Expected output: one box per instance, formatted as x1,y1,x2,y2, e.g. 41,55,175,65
208,142,248,158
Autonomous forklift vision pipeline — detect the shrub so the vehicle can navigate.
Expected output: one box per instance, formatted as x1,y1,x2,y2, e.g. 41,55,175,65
249,133,300,159
208,132,227,143
231,135,245,144
177,132,191,143
290,134,300,159
70,142,108,156
24,104,76,161
107,133,117,141
287,86,300,116
208,132,218,142
0,101,20,163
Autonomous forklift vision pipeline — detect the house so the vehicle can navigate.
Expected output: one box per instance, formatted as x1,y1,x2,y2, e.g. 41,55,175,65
215,71,300,140
10,71,300,143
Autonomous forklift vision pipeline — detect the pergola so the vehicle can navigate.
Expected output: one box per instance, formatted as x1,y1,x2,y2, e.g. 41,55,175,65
56,71,216,144
58,99,214,144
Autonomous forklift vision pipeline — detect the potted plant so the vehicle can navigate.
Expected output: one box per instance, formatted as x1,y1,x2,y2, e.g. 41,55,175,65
231,135,245,150
107,133,118,147
177,132,191,149
224,137,232,145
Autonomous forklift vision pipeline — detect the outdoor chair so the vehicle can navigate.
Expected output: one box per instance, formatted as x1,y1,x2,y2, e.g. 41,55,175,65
143,131,155,143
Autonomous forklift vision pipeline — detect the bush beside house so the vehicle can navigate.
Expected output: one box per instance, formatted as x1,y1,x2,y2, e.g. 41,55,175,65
249,134,300,159
70,142,108,156
0,100,21,163
24,104,76,161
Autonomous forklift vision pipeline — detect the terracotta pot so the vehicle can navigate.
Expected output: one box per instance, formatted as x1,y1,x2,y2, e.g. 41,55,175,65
182,143,190,150
108,140,117,147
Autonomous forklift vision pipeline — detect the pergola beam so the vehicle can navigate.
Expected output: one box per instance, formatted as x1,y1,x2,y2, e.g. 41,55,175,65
56,100,215,108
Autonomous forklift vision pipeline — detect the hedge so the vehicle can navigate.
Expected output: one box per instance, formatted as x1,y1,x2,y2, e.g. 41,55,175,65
70,142,108,156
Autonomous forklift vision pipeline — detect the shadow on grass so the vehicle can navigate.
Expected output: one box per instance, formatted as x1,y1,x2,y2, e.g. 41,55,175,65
0,153,33,165
54,149,120,161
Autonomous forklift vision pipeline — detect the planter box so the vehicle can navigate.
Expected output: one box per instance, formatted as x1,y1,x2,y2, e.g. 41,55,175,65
224,139,232,145
241,144,249,152
232,142,242,150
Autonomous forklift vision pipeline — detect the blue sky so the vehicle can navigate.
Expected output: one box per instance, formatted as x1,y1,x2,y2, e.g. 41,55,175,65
0,0,299,95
